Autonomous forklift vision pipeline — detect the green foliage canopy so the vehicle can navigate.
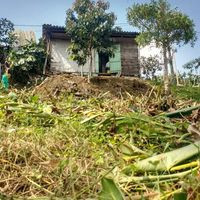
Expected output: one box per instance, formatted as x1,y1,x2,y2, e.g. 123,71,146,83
66,0,117,67
7,41,46,83
127,0,197,94
183,57,200,73
127,0,197,48
0,18,15,47
0,18,16,63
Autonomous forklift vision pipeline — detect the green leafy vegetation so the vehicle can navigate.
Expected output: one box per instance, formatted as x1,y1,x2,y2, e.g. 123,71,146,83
0,18,16,64
127,0,197,93
66,0,117,79
0,18,15,47
99,178,124,200
140,55,162,79
183,57,200,72
172,85,200,102
7,41,46,83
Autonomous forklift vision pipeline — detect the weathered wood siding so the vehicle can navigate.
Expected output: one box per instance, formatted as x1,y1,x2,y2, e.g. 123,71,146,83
113,37,140,77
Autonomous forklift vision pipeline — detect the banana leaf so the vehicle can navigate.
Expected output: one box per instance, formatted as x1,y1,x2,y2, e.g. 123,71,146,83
164,105,200,118
81,113,102,124
116,114,175,130
123,141,200,172
120,167,198,183
174,192,187,200
120,143,148,156
99,177,124,200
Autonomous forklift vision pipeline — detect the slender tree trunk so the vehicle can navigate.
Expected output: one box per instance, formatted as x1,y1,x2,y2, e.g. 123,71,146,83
167,46,175,83
81,65,83,77
88,52,93,83
173,52,180,86
176,72,180,86
163,45,170,95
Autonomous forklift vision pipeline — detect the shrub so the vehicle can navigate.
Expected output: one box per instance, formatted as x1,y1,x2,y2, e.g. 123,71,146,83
8,40,46,84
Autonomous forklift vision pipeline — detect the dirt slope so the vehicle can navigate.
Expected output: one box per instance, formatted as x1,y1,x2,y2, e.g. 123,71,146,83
34,74,150,99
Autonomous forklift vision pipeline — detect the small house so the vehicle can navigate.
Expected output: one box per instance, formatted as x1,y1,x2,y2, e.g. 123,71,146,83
42,24,140,76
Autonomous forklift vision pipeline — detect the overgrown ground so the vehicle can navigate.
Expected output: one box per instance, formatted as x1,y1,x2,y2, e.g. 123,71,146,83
172,85,200,102
0,76,200,200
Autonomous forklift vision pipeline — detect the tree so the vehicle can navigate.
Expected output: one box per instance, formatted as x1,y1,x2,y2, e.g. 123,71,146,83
66,0,116,80
182,57,200,86
7,40,46,83
127,0,197,94
0,18,15,64
0,18,15,46
183,57,200,73
140,56,162,79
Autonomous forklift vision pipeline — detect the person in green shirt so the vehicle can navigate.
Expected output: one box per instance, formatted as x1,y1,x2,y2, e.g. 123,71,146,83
1,68,10,91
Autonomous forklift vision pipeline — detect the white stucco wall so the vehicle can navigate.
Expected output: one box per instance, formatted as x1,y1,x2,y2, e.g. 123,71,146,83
51,39,95,73
139,43,163,62
139,43,164,76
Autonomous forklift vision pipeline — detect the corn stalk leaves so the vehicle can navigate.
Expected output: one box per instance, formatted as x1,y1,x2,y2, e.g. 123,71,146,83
120,143,148,156
164,105,200,118
120,167,198,183
174,192,187,200
99,178,124,200
123,141,200,172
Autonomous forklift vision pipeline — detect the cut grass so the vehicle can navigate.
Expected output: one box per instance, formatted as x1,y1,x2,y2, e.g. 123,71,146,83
0,84,199,199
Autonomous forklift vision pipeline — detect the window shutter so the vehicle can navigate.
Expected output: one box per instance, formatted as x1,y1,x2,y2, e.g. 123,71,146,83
109,44,121,73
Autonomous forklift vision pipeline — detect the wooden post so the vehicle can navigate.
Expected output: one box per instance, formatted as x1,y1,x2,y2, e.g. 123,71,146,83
43,40,50,75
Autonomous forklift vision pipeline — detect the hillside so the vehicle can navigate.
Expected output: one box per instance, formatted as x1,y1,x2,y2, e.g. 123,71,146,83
0,76,200,199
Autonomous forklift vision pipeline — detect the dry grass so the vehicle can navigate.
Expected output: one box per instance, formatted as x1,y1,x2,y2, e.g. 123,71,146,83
0,125,111,199
0,82,199,199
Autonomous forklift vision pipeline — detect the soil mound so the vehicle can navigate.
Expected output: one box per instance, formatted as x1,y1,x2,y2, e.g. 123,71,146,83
34,74,150,99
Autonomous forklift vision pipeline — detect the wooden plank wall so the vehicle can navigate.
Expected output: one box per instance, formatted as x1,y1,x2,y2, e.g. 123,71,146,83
113,37,140,77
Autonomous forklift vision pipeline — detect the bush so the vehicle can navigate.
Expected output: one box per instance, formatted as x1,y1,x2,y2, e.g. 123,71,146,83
140,56,162,79
8,40,46,84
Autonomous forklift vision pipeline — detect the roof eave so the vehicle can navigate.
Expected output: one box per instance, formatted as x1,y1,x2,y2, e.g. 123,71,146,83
43,24,139,39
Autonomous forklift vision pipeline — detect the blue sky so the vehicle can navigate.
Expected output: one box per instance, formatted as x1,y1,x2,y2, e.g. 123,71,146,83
0,0,200,71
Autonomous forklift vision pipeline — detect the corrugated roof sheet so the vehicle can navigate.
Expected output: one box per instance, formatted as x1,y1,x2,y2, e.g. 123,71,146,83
43,24,139,38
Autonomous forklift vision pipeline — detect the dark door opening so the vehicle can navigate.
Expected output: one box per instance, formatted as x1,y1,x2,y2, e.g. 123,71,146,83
99,53,109,73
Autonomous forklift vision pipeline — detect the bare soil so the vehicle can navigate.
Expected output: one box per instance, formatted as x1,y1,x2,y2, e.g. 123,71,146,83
34,74,150,99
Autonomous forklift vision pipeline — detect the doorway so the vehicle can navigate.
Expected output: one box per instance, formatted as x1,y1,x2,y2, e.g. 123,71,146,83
99,52,109,73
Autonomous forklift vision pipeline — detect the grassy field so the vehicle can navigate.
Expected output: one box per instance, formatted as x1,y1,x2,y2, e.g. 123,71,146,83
0,80,200,199
172,85,200,102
